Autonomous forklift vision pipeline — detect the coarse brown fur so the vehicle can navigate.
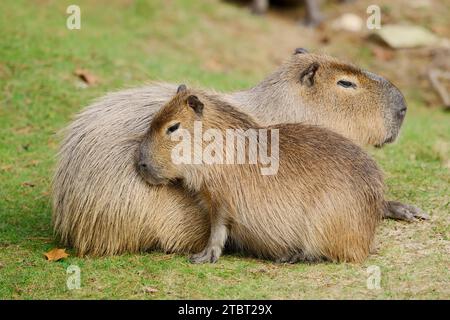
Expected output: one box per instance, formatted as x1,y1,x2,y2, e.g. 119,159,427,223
138,88,385,263
52,52,405,256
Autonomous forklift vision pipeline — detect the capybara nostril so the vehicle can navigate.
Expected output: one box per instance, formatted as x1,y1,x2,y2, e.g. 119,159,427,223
138,162,147,170
397,106,407,119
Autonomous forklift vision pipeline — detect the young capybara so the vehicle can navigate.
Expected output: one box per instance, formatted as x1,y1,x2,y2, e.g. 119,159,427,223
53,50,425,257
137,85,385,263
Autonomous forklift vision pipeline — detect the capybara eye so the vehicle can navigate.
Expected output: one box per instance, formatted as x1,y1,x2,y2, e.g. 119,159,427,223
337,80,357,89
166,122,180,134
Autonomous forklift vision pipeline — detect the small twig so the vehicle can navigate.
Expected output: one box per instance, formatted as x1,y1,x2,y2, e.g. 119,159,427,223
26,237,53,242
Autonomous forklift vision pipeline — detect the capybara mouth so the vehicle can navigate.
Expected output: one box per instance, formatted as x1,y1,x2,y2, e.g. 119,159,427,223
136,159,169,186
375,134,397,148
142,175,170,186
169,178,184,186
137,165,169,186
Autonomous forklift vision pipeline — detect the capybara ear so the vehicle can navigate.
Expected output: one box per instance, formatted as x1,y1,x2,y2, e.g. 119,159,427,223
177,84,187,93
294,47,308,55
187,95,204,115
300,62,320,87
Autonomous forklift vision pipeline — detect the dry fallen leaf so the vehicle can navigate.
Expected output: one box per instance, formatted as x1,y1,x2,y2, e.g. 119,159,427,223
44,248,69,261
21,181,35,188
74,68,98,85
142,286,158,294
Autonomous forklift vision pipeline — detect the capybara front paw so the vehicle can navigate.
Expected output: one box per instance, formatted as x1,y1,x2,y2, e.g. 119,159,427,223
276,254,300,264
189,247,221,264
385,201,430,222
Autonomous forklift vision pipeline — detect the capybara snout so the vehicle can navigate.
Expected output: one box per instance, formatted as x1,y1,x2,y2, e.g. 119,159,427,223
137,139,170,186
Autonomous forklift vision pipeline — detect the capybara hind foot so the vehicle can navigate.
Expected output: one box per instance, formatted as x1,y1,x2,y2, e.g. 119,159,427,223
276,252,323,264
385,201,429,222
190,246,222,264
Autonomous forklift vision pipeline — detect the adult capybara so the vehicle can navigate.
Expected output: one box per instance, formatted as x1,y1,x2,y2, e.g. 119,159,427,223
52,50,423,256
137,86,385,263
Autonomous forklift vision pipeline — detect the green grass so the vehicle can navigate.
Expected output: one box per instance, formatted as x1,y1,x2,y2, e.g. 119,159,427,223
0,0,449,299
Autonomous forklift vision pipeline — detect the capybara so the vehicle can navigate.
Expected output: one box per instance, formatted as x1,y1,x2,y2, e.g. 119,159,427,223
137,86,385,263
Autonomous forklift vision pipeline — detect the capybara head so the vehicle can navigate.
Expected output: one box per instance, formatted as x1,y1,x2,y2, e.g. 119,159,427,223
271,50,407,146
137,85,205,186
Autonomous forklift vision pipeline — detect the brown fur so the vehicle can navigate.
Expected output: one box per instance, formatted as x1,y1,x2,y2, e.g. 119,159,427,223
52,53,404,256
138,89,385,263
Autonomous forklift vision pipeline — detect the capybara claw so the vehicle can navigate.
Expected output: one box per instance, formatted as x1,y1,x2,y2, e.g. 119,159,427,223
189,247,220,264
385,201,430,222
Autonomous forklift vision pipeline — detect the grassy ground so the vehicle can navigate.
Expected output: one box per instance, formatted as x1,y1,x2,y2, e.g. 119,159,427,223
0,0,449,299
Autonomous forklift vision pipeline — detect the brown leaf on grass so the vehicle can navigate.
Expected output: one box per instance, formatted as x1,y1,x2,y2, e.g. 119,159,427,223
74,69,98,85
21,181,35,188
44,248,69,261
372,46,395,61
142,286,158,294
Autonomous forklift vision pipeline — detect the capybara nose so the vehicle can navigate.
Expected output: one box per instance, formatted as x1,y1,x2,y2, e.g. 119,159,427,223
138,161,148,171
397,106,407,120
